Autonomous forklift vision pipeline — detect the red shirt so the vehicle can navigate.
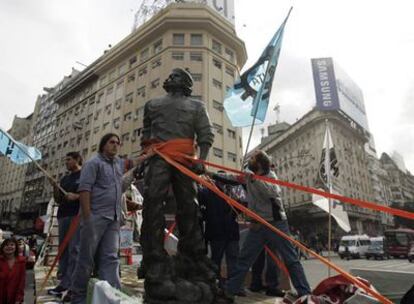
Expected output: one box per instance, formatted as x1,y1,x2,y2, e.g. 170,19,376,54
0,256,26,304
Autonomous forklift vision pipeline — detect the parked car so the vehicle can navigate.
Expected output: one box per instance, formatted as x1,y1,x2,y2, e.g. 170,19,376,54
385,229,414,258
366,236,388,260
408,243,414,263
338,235,371,259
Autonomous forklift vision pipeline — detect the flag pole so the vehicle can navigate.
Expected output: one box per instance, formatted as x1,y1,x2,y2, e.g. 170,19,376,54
2,130,68,195
324,119,333,276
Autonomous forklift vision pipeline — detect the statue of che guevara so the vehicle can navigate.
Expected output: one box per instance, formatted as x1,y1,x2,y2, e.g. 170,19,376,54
140,68,217,303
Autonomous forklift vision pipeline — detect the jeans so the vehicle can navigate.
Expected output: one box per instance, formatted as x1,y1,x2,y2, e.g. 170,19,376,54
210,239,239,286
250,249,279,290
226,220,311,297
71,214,121,304
57,216,80,290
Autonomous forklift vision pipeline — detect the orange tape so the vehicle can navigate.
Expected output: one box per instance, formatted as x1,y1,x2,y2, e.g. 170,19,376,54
154,148,393,304
39,215,80,293
190,157,414,221
264,245,290,279
164,222,177,242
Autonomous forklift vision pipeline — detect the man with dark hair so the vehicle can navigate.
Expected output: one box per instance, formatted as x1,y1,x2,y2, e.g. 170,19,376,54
140,68,215,303
70,133,152,304
47,152,82,298
209,150,311,303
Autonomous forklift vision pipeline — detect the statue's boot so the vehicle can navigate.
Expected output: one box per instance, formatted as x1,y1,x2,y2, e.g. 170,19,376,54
144,256,176,301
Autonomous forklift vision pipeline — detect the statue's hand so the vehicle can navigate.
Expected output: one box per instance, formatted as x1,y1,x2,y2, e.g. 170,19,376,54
192,162,206,175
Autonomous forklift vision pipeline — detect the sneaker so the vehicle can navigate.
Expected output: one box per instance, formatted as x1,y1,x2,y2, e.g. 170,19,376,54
61,291,72,302
47,285,66,296
265,287,285,298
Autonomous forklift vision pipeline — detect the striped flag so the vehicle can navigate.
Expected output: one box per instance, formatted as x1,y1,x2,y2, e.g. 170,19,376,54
0,127,42,164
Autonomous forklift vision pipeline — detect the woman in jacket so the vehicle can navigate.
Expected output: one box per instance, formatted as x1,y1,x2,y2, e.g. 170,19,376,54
0,238,26,304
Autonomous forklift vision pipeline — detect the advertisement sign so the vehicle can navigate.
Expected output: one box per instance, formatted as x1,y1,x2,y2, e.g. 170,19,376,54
311,58,340,110
311,57,370,132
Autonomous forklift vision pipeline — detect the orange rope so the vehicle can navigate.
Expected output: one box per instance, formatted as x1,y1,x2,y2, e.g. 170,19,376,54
154,147,393,304
264,245,290,279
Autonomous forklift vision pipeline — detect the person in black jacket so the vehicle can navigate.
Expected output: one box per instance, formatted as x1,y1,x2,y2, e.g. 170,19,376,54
198,179,240,289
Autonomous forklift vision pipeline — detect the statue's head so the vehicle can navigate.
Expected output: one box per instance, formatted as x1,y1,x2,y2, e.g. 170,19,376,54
163,68,193,96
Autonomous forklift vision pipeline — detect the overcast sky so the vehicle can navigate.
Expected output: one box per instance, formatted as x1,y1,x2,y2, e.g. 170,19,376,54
1,0,413,171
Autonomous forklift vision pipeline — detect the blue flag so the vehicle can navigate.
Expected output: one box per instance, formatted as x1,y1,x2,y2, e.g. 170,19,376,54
224,8,292,127
0,128,42,164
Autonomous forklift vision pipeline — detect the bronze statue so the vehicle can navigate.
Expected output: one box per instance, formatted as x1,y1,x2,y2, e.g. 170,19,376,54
140,68,216,303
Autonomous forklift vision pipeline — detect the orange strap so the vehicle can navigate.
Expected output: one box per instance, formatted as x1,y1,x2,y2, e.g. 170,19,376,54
148,138,196,167
264,245,290,279
164,222,177,241
39,215,80,293
189,157,414,221
154,148,393,304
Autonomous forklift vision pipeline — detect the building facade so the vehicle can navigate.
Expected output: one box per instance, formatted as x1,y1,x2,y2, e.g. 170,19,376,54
256,109,384,242
380,153,414,207
6,2,246,231
0,115,34,230
19,70,79,231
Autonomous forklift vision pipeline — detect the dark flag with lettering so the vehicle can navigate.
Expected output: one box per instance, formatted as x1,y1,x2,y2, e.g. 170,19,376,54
0,127,42,164
223,8,292,127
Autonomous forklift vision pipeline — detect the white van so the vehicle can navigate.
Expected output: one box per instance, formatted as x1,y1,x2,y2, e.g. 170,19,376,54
338,235,371,259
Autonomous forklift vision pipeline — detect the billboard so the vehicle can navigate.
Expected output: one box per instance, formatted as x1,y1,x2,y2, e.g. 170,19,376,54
311,57,369,132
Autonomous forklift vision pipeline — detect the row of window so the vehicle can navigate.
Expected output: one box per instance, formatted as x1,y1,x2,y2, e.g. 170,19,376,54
212,148,237,162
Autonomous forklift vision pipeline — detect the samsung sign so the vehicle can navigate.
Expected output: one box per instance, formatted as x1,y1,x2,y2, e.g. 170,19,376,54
311,57,369,131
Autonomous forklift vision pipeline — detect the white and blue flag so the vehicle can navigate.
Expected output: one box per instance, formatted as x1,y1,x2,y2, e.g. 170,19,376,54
224,8,292,127
0,127,42,164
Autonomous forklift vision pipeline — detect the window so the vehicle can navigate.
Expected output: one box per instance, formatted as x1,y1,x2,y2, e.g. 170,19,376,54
113,117,120,129
122,133,130,142
193,95,202,100
125,92,133,103
138,66,148,76
225,48,234,61
127,73,136,83
212,79,222,89
93,126,100,134
151,78,160,88
213,100,223,111
107,86,113,95
115,98,122,109
173,33,185,45
192,73,202,82
132,128,141,138
172,52,184,61
108,70,115,80
213,58,222,69
152,58,162,69
190,52,203,62
137,86,146,97
91,145,97,152
94,109,101,120
153,39,163,54
212,40,222,53
140,48,149,62
103,122,109,130
99,76,107,87
119,63,127,75
89,97,95,105
227,152,237,162
191,34,203,45
124,112,132,121
225,66,235,77
213,148,223,158
129,55,137,67
97,93,104,104
213,123,223,134
135,107,144,119
227,129,236,139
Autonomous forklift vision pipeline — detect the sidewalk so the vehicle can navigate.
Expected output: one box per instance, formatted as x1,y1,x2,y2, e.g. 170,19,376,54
34,263,278,303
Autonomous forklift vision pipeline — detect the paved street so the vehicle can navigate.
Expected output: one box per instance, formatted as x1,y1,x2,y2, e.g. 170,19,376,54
302,256,414,288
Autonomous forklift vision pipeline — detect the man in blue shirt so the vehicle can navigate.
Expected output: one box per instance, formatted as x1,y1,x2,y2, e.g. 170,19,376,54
71,133,152,304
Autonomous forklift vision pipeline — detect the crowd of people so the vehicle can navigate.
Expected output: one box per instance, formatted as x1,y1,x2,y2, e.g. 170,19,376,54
1,131,311,304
